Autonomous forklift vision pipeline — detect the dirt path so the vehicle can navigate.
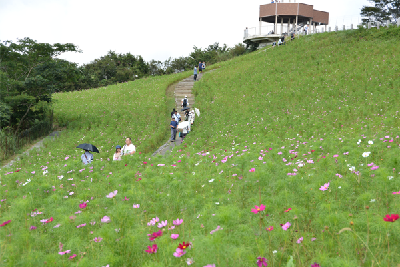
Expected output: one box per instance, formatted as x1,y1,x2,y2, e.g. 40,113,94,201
153,71,208,156
2,131,61,168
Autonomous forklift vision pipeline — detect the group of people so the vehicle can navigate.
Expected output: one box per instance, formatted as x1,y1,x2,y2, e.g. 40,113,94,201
80,138,136,164
170,95,192,142
272,36,286,47
193,61,206,81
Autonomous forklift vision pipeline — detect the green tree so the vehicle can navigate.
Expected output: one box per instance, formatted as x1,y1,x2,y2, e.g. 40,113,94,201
361,0,400,24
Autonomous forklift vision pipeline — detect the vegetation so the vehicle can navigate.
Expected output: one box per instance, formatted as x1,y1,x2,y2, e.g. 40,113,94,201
361,0,399,24
1,26,400,267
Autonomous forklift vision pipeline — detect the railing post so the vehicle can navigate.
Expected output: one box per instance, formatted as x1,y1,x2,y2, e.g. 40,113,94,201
329,27,331,32
368,22,371,29
377,21,380,29
351,24,353,30
343,25,345,31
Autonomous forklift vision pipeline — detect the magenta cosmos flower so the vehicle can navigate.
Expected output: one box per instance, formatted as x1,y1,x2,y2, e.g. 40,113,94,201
249,168,255,172
251,204,265,214
58,250,71,255
257,257,268,267
203,265,216,267
79,202,87,209
145,244,158,254
311,263,320,267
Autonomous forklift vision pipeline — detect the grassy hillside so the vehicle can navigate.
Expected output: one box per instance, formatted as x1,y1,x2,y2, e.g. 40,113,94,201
1,26,400,267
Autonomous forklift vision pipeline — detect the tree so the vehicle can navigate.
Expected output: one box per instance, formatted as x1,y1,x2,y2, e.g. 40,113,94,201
361,0,400,24
0,38,80,133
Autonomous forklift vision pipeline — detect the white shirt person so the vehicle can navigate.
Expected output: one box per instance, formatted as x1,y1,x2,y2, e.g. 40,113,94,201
122,137,136,155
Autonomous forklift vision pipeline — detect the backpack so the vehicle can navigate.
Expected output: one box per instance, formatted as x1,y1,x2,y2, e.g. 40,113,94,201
183,99,187,106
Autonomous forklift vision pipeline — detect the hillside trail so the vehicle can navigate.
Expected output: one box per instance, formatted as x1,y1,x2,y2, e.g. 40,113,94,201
153,70,210,156
2,131,61,169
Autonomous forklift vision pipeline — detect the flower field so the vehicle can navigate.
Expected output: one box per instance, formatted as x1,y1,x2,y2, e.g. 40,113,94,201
1,26,400,266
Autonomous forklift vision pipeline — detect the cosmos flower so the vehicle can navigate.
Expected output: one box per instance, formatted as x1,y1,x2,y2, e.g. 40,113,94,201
251,204,265,214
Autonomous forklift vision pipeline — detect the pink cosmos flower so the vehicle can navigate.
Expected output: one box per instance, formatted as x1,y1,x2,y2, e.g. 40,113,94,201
145,244,158,254
319,182,329,191
58,250,71,255
124,196,129,201
173,218,183,225
266,226,273,231
249,168,255,172
281,222,291,230
0,220,11,227
101,216,110,223
311,263,320,267
257,257,268,267
311,238,317,242
53,224,61,228
251,204,265,214
296,237,303,244
333,154,339,158
171,234,179,239
367,162,374,166
93,237,103,242
30,226,37,230
173,248,186,257
79,203,87,209
133,204,140,208
106,190,117,198
76,223,86,228
393,191,400,195
157,164,165,166
204,265,216,267
69,254,77,260
158,220,168,228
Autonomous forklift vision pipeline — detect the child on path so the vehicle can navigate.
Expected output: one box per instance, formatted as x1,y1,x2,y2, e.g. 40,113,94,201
170,117,178,142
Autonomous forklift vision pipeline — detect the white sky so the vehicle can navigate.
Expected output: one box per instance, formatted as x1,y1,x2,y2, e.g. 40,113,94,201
0,0,369,66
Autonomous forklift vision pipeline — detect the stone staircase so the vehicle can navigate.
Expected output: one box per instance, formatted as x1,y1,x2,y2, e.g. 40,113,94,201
173,73,202,118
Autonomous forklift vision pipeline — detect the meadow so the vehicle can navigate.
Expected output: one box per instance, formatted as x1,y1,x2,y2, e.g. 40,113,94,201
1,26,400,267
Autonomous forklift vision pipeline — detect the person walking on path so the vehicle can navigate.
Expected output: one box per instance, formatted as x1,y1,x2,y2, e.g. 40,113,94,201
181,96,189,108
193,66,197,81
198,61,203,73
173,110,181,122
170,117,178,142
171,108,176,117
202,61,206,72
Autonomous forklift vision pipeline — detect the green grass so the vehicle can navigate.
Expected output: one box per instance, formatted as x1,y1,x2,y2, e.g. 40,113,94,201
1,26,400,267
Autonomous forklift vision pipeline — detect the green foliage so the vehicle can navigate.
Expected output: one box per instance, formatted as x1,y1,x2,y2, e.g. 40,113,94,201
361,0,400,24
4,28,400,267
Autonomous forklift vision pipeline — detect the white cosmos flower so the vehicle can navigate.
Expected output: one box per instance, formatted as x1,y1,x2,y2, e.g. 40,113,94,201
362,152,371,158
388,176,394,180
370,199,376,202
273,250,278,254
349,166,355,171
368,140,373,144
215,202,219,205
209,179,215,183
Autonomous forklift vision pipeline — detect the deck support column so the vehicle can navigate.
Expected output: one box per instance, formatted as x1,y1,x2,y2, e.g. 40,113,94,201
281,17,284,35
259,18,262,35
295,15,298,35
288,18,291,33
275,15,278,34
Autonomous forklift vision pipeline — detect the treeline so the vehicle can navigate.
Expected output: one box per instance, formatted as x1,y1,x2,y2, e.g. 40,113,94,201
0,37,247,161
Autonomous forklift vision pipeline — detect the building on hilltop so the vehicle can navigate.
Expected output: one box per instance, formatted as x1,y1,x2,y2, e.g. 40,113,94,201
244,1,329,48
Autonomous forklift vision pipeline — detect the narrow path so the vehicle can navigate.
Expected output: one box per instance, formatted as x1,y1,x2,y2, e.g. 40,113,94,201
2,131,61,168
153,71,206,156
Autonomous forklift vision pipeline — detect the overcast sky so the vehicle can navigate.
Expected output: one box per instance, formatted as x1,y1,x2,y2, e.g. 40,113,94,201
0,0,369,65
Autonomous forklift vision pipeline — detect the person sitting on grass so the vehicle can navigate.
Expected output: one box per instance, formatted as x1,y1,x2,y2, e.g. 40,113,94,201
113,145,122,161
81,150,93,165
122,138,136,155
170,117,178,142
